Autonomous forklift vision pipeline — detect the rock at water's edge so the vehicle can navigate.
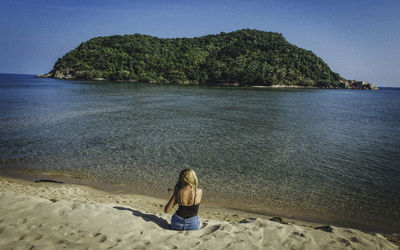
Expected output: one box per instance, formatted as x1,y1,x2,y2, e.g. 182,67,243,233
341,80,379,90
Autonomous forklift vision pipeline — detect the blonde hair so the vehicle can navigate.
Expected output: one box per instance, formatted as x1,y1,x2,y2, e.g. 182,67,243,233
174,168,198,192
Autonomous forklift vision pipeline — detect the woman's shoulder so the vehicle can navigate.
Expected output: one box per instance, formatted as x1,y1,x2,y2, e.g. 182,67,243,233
196,187,202,197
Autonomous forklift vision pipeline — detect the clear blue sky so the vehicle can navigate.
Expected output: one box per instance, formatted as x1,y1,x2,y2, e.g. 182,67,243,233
1,0,399,87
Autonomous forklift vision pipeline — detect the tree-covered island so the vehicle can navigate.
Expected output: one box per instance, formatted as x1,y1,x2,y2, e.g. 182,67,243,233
39,29,378,89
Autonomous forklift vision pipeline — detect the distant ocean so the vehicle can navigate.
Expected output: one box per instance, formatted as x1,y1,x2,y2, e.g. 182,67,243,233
1,74,399,232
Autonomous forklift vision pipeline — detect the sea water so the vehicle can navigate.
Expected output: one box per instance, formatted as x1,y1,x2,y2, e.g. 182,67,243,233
0,74,399,232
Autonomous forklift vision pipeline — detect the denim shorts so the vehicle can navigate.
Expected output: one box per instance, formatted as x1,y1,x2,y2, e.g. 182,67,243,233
171,213,201,230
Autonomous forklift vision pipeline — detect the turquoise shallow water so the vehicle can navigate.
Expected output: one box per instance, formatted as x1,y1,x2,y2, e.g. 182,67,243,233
1,74,399,232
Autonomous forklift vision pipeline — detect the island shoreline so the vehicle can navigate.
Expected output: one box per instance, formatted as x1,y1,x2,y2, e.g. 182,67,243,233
35,74,379,90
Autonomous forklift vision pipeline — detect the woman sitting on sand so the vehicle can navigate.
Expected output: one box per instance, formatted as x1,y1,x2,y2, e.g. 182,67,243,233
164,168,203,230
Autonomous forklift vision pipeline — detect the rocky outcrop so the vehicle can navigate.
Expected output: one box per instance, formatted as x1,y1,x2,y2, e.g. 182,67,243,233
36,68,74,79
35,73,52,78
52,68,74,79
340,80,379,90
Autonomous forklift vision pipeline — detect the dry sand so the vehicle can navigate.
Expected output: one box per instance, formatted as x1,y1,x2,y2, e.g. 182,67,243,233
0,176,398,250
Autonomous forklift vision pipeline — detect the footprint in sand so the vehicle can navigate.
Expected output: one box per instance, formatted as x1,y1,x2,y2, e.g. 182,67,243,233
25,233,43,241
28,224,42,230
90,232,107,243
338,238,351,246
98,235,107,243
292,231,305,237
18,218,28,224
350,237,361,243
113,238,122,243
16,234,25,241
205,225,220,234
71,203,80,209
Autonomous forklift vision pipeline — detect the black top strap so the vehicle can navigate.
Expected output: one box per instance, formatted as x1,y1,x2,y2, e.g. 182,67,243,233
193,187,197,206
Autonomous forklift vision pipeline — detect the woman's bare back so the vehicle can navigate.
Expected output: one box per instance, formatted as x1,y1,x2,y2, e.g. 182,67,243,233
178,185,202,206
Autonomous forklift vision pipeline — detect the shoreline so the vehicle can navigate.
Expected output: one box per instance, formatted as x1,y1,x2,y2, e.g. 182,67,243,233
0,175,398,249
35,74,379,90
0,169,322,226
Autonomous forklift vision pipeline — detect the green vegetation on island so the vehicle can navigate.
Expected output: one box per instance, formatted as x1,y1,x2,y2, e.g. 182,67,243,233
42,29,377,89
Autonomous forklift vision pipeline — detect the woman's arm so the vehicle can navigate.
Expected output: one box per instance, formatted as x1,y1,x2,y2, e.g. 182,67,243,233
164,192,177,213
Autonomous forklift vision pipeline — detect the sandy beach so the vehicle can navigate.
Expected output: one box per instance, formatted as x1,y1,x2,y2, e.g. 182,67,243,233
0,176,398,249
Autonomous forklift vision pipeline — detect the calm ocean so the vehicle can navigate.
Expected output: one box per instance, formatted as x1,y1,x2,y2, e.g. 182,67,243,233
1,73,399,232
